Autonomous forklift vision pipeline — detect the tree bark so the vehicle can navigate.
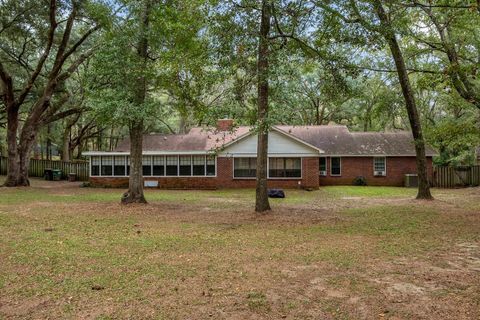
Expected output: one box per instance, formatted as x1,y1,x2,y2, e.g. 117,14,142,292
4,108,20,186
46,124,52,160
121,0,150,204
255,0,272,213
373,1,433,200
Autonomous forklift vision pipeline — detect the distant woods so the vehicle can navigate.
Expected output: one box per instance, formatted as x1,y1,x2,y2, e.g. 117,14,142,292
1,0,479,187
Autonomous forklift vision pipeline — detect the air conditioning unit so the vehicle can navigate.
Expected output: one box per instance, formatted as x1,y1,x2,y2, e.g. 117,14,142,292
405,174,418,188
374,171,385,176
319,170,327,176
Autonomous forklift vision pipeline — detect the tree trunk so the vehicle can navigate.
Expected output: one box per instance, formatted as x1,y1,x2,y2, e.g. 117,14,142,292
62,126,71,161
3,108,20,187
46,124,52,160
121,0,150,204
122,121,146,204
255,0,271,213
16,122,40,186
374,1,433,200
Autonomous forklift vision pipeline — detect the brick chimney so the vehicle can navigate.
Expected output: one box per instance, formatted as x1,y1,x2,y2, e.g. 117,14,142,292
216,118,234,131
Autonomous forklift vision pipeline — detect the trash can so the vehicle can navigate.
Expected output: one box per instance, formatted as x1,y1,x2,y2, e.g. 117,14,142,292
44,168,53,181
52,169,62,181
68,173,76,182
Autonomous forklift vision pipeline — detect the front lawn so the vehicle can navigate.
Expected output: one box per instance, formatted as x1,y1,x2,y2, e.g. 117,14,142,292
0,178,479,319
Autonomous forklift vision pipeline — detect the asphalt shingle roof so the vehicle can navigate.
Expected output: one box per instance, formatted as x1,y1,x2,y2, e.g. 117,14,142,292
115,125,437,156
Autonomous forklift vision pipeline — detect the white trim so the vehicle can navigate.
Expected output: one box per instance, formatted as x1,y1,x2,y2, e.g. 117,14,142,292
88,154,217,178
232,157,256,179
220,152,316,157
82,151,210,156
320,154,435,157
330,157,342,176
231,156,303,180
373,156,387,176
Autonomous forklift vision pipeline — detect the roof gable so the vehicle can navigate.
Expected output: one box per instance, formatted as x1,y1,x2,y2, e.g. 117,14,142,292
220,129,322,156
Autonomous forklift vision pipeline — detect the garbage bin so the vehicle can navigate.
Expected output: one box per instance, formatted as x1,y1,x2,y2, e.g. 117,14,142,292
52,169,62,181
68,173,76,182
44,168,53,181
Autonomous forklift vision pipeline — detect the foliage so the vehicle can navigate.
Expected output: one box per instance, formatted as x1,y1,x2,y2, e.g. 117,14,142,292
1,0,479,164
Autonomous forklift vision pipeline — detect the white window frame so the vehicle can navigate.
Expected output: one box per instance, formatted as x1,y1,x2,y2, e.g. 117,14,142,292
267,157,302,179
90,154,217,178
233,157,257,179
113,156,127,177
330,157,341,176
179,155,193,177
319,157,327,176
373,157,387,176
152,155,166,177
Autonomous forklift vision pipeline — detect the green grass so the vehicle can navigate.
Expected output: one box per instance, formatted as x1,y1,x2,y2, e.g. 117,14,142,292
322,185,416,198
0,180,479,319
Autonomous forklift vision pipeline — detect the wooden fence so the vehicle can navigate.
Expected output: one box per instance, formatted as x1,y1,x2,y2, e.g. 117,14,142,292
0,156,89,181
433,165,480,188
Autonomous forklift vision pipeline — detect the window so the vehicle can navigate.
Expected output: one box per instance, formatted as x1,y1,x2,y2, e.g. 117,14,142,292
234,157,256,178
319,157,327,176
374,157,386,176
114,156,126,176
166,156,178,176
193,156,205,176
153,156,165,176
269,158,301,178
101,156,113,176
206,156,216,176
179,156,192,175
91,156,100,176
126,156,130,175
330,157,341,176
142,156,152,176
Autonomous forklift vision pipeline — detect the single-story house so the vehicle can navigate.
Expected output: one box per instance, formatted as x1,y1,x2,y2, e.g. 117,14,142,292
83,119,437,189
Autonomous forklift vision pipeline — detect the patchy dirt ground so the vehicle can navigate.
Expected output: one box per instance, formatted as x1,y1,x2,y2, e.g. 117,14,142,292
0,178,479,319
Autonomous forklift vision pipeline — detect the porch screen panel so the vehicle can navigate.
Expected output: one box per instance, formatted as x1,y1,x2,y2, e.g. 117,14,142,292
153,156,165,176
166,156,178,176
206,156,215,176
193,156,205,176
101,156,113,176
234,157,256,178
91,156,100,176
179,156,192,175
114,156,126,176
142,156,152,176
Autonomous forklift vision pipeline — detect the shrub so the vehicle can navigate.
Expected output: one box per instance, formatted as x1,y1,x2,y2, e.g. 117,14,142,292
353,176,367,186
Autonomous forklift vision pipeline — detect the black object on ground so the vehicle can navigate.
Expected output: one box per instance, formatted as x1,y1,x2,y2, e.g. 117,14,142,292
268,189,285,198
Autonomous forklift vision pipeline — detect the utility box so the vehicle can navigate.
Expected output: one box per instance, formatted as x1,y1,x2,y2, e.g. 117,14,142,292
144,180,159,188
52,169,62,181
404,174,418,188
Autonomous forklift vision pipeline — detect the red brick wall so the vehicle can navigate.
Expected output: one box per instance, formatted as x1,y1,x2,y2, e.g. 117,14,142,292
90,157,320,189
89,156,431,188
319,156,433,187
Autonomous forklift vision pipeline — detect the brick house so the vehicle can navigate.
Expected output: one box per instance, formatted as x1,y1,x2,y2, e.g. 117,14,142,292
83,119,437,189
